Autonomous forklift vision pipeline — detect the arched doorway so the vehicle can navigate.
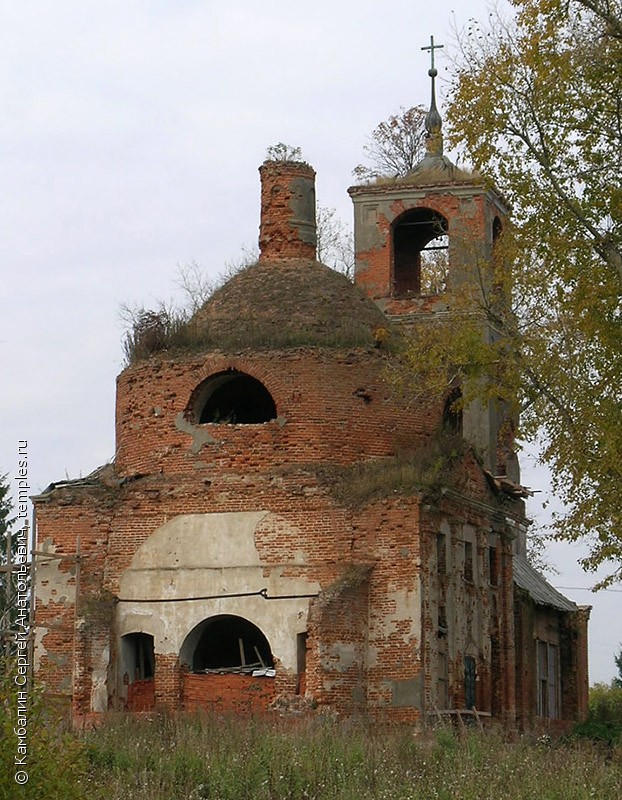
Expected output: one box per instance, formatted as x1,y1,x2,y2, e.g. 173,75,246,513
180,615,276,714
120,632,155,711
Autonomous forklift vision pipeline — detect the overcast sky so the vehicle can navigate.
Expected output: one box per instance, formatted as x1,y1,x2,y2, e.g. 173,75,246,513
1,0,619,685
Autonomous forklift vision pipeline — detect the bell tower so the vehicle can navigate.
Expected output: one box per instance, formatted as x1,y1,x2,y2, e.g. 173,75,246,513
348,38,515,479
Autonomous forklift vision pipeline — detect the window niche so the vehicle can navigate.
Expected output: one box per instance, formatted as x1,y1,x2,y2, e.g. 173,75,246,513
188,370,277,425
463,541,474,583
392,208,449,296
492,216,503,247
537,640,559,718
436,533,447,576
437,649,449,709
443,387,463,435
464,655,477,710
491,215,506,302
297,631,308,695
488,545,499,587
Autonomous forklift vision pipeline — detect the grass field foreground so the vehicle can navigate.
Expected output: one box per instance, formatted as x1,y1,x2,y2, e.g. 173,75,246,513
74,713,622,800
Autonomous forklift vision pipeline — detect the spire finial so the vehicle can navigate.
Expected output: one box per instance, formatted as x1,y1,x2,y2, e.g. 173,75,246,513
421,35,444,157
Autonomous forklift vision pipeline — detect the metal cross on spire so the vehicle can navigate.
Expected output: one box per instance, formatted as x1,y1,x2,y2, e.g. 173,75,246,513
421,35,444,157
421,35,444,74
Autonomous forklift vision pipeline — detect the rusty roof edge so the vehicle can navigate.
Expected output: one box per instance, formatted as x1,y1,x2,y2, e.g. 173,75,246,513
513,555,578,612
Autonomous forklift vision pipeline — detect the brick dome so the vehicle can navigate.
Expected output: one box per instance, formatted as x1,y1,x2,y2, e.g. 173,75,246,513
190,257,389,350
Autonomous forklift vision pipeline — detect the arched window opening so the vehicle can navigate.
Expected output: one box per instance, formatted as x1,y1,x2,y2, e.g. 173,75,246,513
393,208,448,296
443,387,463,435
464,655,477,710
492,216,503,244
190,370,277,424
181,615,274,674
121,632,155,683
296,631,308,695
491,216,506,302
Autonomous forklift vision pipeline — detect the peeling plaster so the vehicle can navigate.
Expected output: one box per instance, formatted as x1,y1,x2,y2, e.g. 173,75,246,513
91,645,110,712
117,512,320,671
35,538,76,606
33,625,48,671
175,412,216,453
355,202,385,250
322,642,359,672
372,585,421,644
288,176,317,246
389,676,422,708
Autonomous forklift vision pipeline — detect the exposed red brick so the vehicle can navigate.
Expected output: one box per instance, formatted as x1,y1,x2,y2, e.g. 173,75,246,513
32,158,587,732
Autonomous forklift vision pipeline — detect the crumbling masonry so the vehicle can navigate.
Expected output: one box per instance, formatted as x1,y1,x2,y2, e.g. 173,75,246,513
32,81,589,730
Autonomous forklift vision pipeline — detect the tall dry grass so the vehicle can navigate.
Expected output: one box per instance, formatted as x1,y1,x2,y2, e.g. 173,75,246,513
76,713,622,800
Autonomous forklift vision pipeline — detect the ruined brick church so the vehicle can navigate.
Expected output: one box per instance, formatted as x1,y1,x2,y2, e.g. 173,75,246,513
33,61,589,730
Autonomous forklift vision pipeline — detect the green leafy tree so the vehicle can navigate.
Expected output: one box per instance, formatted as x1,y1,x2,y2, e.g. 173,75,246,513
614,646,622,689
421,0,622,585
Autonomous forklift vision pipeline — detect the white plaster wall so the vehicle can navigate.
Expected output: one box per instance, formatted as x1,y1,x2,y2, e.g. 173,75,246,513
367,579,422,669
35,538,76,606
91,644,109,712
34,539,77,671
116,512,319,673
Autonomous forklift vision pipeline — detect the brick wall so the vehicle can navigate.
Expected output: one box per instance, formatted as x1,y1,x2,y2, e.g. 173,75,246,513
349,184,501,305
114,349,436,479
31,153,586,731
183,673,275,714
513,593,587,733
258,160,316,261
127,678,155,712
33,371,525,723
417,467,518,726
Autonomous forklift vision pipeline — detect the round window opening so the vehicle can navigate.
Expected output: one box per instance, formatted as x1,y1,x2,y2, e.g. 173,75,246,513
191,370,277,424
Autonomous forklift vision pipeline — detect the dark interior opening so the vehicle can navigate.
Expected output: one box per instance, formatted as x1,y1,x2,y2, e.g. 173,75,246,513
122,632,155,682
194,371,277,424
492,216,503,244
191,615,274,673
464,655,477,709
393,208,448,296
443,387,463,434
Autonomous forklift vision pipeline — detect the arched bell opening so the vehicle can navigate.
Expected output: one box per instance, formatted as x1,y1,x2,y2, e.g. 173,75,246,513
392,208,449,296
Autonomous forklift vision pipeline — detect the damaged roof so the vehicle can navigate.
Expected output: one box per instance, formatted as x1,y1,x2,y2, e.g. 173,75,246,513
513,555,577,612
484,470,533,500
190,257,390,350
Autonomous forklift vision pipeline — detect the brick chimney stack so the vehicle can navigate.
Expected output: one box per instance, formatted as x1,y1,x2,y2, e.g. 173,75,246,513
258,160,317,260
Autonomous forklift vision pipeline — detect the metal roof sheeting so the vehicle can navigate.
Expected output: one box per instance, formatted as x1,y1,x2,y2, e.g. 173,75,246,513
513,556,577,612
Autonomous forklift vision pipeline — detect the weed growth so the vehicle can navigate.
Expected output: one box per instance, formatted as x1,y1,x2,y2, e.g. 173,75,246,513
572,682,622,746
76,714,622,800
315,431,467,508
0,659,88,800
